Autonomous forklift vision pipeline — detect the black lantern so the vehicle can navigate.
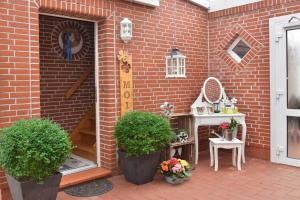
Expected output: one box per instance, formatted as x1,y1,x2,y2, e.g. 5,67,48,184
214,103,220,113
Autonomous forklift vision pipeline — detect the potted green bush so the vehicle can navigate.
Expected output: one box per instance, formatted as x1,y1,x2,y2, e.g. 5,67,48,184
114,111,172,185
0,118,72,200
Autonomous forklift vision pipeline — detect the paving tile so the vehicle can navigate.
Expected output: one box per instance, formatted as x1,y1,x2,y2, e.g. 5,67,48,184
58,152,300,200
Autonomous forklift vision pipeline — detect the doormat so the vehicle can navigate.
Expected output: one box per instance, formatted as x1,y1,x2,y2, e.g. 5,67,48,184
59,154,93,172
63,179,113,197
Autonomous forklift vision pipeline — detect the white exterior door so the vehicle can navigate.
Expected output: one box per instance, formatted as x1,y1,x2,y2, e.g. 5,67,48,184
270,13,300,167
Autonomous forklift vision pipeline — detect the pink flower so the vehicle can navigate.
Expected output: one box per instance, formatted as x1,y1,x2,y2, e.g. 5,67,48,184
219,122,229,129
172,164,182,173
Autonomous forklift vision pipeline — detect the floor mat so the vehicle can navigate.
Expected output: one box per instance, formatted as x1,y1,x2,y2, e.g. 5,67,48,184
63,179,113,197
59,154,94,172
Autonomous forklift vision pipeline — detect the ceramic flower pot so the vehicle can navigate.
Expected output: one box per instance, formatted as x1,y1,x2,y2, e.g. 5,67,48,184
118,150,161,185
6,172,62,200
164,176,184,185
232,127,237,139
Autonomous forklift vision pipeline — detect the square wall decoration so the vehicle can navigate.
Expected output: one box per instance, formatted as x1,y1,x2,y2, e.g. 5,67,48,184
217,24,263,71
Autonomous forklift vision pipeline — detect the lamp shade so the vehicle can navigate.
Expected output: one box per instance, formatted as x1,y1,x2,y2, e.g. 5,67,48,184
120,18,132,43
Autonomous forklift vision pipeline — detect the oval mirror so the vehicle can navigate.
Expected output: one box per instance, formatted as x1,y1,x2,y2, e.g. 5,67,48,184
203,77,223,104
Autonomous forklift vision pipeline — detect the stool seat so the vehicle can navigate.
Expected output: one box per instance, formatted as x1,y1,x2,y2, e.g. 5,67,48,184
209,138,243,171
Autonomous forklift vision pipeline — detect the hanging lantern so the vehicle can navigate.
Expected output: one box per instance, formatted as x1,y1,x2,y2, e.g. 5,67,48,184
165,48,186,77
120,18,132,43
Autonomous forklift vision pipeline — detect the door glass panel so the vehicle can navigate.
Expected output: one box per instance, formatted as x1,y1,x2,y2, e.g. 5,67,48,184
287,29,300,109
287,116,300,159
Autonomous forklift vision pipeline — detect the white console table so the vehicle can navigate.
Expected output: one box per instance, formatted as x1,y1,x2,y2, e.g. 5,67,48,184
193,113,247,165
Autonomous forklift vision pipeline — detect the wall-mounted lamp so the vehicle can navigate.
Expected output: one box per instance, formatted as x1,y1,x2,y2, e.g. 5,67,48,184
120,18,132,43
165,48,186,77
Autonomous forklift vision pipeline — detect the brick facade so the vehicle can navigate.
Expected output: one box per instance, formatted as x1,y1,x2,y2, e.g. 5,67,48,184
2,0,300,198
0,0,208,198
208,0,300,160
40,15,95,134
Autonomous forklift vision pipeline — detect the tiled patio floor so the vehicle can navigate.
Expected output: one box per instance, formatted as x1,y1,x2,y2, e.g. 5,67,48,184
58,152,300,200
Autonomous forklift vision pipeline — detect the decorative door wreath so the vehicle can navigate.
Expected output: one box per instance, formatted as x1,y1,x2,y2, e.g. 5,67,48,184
51,20,91,61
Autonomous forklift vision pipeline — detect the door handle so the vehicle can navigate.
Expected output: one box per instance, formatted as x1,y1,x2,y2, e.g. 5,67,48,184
276,90,284,100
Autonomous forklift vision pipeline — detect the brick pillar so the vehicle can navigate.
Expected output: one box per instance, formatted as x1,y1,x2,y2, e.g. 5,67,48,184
98,17,118,170
0,185,12,200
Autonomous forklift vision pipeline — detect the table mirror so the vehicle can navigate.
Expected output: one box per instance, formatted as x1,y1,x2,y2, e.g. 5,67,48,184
203,77,223,104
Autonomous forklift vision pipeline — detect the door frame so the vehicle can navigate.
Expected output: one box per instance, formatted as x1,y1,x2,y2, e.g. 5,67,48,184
270,12,300,166
39,13,101,169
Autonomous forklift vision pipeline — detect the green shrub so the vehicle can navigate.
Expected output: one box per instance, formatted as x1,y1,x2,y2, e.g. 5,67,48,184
0,118,72,183
114,111,172,157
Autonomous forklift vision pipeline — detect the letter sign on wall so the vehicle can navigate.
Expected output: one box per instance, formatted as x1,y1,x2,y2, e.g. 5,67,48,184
117,50,133,116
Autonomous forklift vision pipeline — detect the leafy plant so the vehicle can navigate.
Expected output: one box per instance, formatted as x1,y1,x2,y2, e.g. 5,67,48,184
229,118,237,132
114,111,172,157
0,118,72,183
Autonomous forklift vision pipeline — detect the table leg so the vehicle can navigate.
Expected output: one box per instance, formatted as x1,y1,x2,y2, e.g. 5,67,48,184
232,148,236,167
194,123,199,165
209,141,214,167
214,146,218,171
237,146,242,171
241,122,247,164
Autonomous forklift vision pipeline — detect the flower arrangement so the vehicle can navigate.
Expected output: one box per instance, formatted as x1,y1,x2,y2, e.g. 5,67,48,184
159,158,191,184
219,118,237,132
219,118,238,141
221,97,238,113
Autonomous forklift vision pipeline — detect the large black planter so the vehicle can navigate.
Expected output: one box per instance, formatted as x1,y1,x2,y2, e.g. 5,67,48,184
6,172,62,200
118,150,161,185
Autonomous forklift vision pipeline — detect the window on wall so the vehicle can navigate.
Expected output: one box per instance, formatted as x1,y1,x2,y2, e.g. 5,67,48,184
165,55,186,78
227,37,251,63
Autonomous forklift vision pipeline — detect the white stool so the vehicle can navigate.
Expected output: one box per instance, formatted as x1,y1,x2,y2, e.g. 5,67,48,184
209,138,243,171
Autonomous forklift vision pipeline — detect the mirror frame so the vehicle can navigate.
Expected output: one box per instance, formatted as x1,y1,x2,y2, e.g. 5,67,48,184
203,77,223,104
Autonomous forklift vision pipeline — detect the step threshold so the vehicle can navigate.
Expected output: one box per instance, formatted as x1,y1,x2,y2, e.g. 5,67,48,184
60,167,112,189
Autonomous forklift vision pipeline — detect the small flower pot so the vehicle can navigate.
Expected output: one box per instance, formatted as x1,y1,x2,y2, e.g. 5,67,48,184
222,129,233,141
164,176,184,185
232,127,237,139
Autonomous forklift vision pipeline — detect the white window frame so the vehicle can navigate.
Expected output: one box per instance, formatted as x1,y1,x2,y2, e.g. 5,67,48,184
124,0,159,7
165,55,186,78
227,37,251,63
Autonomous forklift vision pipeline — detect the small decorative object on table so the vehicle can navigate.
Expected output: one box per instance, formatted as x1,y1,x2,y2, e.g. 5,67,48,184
219,118,238,141
231,97,238,113
196,106,205,115
159,158,191,185
221,97,238,114
213,103,220,113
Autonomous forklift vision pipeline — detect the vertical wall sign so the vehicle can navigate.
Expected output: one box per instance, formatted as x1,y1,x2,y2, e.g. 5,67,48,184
117,50,133,116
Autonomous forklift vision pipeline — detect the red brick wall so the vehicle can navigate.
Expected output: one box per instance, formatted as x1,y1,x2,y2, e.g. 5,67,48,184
114,1,208,114
39,15,95,134
208,0,300,159
0,1,208,197
3,0,300,198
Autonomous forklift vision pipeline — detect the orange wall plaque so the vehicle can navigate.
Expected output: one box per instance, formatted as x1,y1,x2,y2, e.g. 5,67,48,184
118,50,133,116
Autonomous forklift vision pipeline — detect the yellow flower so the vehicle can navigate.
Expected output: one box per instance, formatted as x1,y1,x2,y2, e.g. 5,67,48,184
179,159,189,168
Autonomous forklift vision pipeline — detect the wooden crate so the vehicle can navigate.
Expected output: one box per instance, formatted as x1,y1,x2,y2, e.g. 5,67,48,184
167,113,196,168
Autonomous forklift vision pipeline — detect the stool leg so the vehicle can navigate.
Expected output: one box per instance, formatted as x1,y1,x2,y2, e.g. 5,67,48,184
242,143,246,163
209,141,214,167
237,146,242,171
214,146,218,171
232,148,237,167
